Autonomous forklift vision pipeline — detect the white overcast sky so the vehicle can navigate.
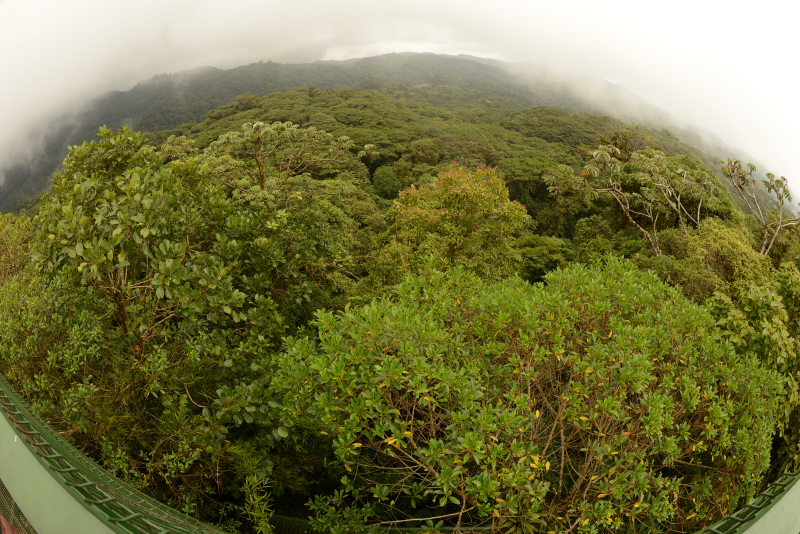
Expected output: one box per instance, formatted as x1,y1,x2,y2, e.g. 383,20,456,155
1,0,799,190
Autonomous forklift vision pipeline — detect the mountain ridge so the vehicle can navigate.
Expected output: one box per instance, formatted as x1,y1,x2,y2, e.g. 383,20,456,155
0,52,778,214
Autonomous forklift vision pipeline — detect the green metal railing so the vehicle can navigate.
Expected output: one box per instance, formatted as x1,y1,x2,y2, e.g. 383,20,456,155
698,468,800,534
0,476,36,533
0,374,227,534
2,371,800,534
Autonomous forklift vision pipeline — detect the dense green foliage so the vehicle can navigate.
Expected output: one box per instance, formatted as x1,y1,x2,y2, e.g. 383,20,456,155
384,164,529,282
711,261,800,475
658,219,772,302
2,70,800,533
0,124,378,524
546,145,736,257
278,259,781,533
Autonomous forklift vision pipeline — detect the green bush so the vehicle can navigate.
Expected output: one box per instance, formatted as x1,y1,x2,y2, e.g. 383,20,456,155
277,257,781,533
0,213,38,392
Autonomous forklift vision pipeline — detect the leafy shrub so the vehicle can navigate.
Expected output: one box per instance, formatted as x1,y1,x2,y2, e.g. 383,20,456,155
277,257,781,533
0,213,38,391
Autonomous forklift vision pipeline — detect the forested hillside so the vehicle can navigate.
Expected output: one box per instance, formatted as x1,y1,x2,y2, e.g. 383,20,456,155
0,54,583,213
0,53,778,215
2,61,800,533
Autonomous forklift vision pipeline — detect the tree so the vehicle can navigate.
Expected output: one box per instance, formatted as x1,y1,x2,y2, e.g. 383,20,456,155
720,159,800,256
711,260,800,474
515,233,569,284
546,146,730,256
278,258,782,533
205,121,373,198
372,165,407,199
235,93,262,112
600,126,655,162
1,123,377,526
382,164,530,282
22,127,287,518
657,218,772,303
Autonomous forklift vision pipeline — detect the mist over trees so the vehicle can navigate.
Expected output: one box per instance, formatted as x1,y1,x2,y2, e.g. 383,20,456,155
0,53,779,216
1,57,800,533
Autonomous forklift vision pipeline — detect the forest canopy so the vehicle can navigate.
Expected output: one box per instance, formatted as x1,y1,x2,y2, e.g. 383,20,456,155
1,82,800,534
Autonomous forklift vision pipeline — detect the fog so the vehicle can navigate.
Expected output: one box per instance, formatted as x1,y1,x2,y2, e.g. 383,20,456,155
1,0,799,190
